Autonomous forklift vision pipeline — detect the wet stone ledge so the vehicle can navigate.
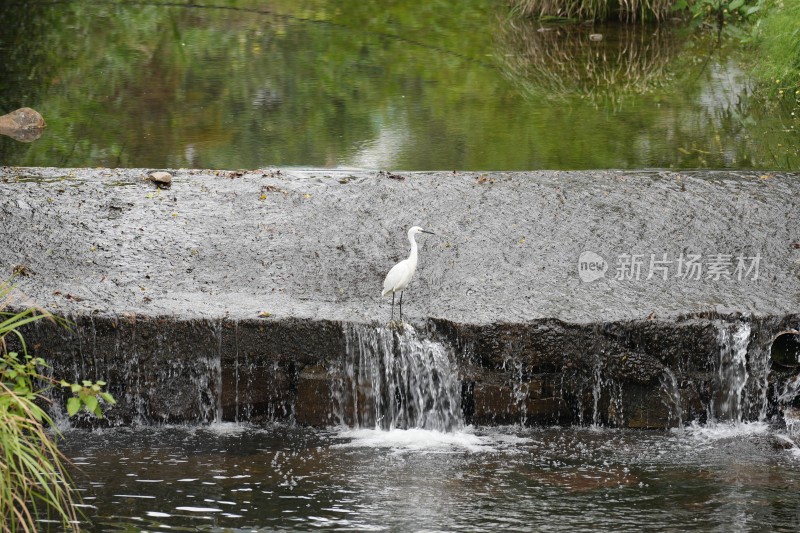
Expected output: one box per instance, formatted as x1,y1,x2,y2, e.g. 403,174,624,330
14,312,800,429
1,167,799,428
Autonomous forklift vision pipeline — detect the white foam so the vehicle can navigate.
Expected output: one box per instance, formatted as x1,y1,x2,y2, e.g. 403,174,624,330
204,422,248,435
175,506,223,513
333,426,528,453
678,420,770,441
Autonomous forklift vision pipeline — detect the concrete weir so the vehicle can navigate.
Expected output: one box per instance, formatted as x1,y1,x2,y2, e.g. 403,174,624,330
1,167,799,428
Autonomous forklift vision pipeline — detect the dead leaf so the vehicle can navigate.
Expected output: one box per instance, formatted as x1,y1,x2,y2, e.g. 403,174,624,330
12,264,34,277
379,170,405,181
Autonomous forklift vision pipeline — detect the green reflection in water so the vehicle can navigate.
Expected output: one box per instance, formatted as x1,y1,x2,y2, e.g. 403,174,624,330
0,0,796,170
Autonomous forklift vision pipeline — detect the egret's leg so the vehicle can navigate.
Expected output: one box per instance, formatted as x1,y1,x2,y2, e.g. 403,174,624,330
398,291,404,320
391,292,395,321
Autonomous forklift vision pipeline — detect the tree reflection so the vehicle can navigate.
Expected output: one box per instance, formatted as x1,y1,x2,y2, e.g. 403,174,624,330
0,1,795,170
497,20,685,107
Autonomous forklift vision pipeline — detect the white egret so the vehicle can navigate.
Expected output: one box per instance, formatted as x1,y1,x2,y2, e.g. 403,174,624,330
382,226,435,321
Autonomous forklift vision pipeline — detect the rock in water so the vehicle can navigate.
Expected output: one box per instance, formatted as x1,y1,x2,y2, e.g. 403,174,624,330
0,107,46,142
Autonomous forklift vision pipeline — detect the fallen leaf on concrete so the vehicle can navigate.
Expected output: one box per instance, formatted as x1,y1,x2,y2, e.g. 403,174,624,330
379,170,405,181
12,264,34,277
53,291,84,301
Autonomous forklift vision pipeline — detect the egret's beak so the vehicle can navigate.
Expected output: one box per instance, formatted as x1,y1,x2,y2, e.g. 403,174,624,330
421,230,435,235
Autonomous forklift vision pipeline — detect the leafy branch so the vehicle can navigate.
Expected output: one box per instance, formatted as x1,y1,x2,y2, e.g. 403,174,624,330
61,379,117,418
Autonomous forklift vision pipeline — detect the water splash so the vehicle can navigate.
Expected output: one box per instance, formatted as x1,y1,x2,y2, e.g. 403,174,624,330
778,376,800,409
334,427,487,453
333,323,463,432
680,419,770,442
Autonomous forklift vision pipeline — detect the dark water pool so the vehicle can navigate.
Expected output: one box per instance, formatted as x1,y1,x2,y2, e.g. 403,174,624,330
59,422,800,531
1,1,798,170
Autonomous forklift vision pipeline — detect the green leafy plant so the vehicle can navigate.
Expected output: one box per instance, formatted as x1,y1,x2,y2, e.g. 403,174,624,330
750,0,800,112
61,379,115,418
1,279,116,532
673,0,766,23
1,352,79,532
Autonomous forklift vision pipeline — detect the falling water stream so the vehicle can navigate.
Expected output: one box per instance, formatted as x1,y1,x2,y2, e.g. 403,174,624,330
714,322,753,422
334,324,462,432
56,319,800,531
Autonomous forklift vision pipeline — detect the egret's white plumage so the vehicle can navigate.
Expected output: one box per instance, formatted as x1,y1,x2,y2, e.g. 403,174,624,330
382,226,434,320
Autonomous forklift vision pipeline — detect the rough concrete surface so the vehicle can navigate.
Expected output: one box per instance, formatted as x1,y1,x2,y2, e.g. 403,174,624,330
1,167,798,323
1,167,799,427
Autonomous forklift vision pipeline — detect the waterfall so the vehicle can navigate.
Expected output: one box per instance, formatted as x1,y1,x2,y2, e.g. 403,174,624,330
714,321,751,422
710,321,776,424
48,316,225,425
591,356,603,427
660,367,683,428
333,323,463,432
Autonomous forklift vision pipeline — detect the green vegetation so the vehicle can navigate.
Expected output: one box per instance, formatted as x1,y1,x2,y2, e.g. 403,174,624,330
1,279,115,532
511,0,768,22
511,0,676,22
751,0,800,106
676,0,767,24
747,0,800,165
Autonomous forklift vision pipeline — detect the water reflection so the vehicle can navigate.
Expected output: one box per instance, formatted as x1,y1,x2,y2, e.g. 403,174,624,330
60,422,800,531
497,21,683,106
0,1,796,170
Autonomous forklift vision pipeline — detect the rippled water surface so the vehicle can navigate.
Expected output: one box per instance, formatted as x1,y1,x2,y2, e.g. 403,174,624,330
60,422,800,531
1,1,798,169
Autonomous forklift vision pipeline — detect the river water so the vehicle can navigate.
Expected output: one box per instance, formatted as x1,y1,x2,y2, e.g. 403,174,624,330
56,321,800,531
60,422,800,531
1,0,797,170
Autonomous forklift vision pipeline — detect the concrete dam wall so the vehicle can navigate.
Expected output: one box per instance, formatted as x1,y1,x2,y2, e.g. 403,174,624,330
1,167,798,428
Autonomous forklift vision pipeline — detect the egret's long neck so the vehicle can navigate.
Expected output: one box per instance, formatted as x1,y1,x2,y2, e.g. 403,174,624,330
407,232,419,265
